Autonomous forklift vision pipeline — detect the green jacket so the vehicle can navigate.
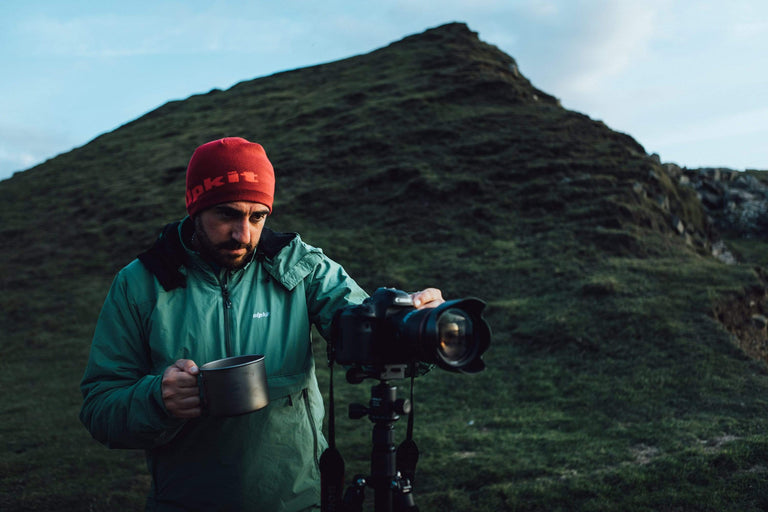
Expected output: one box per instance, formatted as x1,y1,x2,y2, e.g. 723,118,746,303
80,219,368,511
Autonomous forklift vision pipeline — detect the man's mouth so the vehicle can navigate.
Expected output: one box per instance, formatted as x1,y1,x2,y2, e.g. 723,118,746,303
217,243,251,257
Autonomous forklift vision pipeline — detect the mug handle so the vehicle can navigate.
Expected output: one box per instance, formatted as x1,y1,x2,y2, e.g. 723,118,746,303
198,372,210,416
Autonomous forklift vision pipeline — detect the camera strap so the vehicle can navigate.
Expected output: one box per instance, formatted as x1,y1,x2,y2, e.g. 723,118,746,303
396,363,420,484
320,355,345,511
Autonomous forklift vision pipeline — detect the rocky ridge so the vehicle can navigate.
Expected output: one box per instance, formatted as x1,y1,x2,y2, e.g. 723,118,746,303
677,165,768,238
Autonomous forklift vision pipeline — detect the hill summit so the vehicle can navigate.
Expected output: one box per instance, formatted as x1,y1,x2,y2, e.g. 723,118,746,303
1,22,715,293
3,22,768,511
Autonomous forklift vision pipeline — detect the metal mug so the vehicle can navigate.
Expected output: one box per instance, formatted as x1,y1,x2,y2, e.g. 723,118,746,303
199,355,269,416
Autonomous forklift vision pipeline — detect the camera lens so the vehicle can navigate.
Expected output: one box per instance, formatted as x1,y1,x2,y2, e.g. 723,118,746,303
436,309,473,365
331,288,490,376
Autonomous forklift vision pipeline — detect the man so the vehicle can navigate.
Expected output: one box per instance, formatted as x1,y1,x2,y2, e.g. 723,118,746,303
79,137,443,511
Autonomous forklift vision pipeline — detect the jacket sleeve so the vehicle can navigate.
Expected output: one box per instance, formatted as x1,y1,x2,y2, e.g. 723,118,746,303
305,254,368,341
79,265,185,449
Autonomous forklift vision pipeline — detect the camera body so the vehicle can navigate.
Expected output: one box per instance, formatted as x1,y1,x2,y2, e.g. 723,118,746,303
331,287,490,379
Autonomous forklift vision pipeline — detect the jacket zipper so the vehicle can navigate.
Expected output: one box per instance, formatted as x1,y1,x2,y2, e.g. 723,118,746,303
220,272,233,356
302,389,320,464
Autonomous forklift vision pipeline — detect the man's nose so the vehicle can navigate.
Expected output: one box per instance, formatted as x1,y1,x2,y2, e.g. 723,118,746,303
231,218,251,244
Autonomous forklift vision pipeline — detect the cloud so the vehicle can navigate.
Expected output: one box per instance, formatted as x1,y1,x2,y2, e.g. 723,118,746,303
0,123,77,180
649,106,768,148
544,1,667,95
0,147,39,179
16,0,417,62
21,15,158,57
19,10,302,58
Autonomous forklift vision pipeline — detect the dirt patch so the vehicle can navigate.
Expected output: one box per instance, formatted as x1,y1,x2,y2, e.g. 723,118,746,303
712,282,768,363
630,444,660,465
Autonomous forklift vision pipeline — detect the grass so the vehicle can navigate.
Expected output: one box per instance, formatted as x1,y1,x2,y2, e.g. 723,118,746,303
307,234,768,511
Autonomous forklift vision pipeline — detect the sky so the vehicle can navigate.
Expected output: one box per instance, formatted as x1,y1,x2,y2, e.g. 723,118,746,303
2,0,767,181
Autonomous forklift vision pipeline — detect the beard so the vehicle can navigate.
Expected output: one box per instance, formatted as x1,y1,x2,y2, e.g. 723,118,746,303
193,216,256,270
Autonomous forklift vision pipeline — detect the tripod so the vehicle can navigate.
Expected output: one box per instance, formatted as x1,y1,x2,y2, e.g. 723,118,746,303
341,379,418,512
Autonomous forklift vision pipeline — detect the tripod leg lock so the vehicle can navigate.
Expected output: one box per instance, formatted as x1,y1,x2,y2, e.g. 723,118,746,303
341,475,367,511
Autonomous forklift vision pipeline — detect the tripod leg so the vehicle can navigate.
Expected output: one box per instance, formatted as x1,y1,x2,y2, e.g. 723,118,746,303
320,447,345,511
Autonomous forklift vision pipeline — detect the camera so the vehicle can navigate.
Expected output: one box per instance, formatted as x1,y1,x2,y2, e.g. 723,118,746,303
330,287,490,380
322,288,491,510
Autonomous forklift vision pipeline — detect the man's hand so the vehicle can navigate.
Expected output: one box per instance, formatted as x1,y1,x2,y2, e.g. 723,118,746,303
162,359,202,418
411,288,445,309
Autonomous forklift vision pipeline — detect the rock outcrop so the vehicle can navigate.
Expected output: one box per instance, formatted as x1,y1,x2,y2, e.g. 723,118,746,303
671,164,768,238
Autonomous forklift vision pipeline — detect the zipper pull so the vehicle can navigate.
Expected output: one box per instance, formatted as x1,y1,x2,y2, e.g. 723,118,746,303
221,280,232,309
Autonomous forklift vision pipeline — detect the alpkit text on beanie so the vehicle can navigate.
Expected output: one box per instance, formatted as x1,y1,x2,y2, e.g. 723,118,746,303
185,137,275,216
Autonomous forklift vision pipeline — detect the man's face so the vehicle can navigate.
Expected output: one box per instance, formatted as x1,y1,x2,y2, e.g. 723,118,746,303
193,201,270,269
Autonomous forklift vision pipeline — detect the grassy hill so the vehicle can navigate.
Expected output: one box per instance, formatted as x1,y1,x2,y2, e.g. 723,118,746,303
3,22,768,511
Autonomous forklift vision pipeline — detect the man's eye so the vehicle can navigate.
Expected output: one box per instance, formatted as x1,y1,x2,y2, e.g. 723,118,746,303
250,213,267,223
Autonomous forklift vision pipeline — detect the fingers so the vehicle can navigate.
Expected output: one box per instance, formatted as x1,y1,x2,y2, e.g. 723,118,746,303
174,358,199,375
412,287,445,309
162,359,202,418
166,394,202,418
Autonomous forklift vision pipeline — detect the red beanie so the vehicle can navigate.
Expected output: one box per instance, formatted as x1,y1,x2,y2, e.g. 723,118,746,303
185,137,275,216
